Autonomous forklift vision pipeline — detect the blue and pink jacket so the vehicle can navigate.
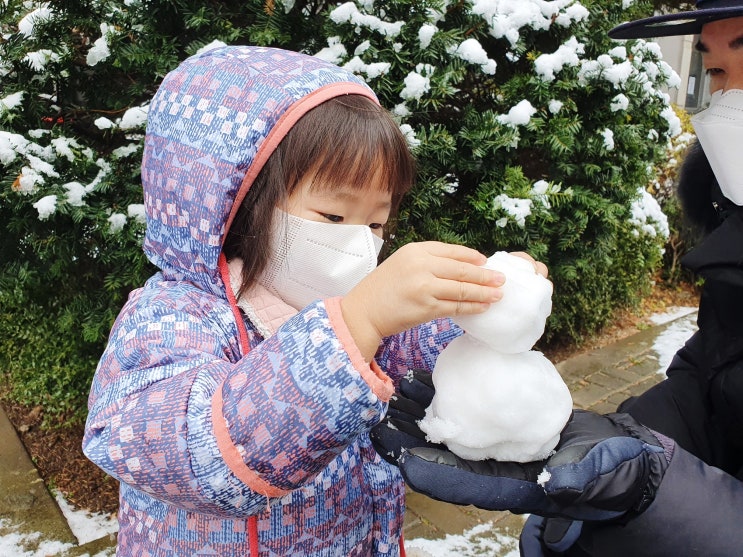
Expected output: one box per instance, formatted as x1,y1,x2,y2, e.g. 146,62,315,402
83,46,462,556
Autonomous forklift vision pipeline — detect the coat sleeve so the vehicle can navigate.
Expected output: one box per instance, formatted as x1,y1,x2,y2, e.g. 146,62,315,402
618,331,722,466
568,330,743,556
83,281,392,517
375,317,463,387
572,442,743,556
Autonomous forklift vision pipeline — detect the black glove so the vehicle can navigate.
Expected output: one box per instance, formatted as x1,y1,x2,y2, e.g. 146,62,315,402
371,369,673,522
372,369,439,465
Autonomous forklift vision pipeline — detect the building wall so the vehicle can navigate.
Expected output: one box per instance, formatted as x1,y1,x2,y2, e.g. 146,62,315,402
654,34,710,112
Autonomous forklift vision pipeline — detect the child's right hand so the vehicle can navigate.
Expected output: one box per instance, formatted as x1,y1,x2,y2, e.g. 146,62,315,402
340,241,505,361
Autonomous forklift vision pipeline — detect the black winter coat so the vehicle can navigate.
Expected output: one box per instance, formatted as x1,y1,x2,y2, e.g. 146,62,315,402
563,142,743,556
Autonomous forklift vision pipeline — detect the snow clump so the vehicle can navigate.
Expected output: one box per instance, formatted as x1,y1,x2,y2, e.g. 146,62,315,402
420,251,573,462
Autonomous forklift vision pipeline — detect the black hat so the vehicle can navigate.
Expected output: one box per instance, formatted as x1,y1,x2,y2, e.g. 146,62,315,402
609,0,743,39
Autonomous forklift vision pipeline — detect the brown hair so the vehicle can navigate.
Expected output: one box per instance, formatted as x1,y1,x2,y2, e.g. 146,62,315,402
222,94,416,299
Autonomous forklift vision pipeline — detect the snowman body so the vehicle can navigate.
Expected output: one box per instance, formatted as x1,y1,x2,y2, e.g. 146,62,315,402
419,252,573,462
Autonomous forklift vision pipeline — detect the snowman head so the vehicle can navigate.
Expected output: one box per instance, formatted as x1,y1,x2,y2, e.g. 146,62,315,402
452,251,553,353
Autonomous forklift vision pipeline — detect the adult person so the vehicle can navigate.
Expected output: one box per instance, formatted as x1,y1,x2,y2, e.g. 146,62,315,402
371,2,743,555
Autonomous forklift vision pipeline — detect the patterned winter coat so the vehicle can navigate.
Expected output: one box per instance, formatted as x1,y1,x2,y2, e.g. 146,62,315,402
83,46,461,556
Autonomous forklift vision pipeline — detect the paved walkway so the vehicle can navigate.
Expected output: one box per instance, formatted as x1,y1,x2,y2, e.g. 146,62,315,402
0,311,697,556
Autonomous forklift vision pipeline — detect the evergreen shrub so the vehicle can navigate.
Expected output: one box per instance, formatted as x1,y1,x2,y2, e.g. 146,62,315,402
1,0,681,417
649,106,698,285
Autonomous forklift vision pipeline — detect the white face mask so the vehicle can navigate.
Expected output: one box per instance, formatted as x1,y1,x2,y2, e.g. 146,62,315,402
259,209,384,310
691,89,743,206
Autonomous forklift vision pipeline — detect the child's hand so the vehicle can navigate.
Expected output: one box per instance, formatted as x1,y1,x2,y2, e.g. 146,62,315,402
341,241,507,361
509,251,549,279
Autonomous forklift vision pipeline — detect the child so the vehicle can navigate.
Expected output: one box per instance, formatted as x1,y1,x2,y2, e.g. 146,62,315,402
83,45,512,556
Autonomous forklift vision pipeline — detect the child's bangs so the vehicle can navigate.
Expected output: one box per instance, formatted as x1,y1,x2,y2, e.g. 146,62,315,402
312,129,413,200
290,95,415,203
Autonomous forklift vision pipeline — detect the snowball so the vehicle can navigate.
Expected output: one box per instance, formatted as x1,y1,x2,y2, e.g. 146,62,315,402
400,71,431,101
610,93,629,112
393,103,411,117
315,37,347,64
420,335,573,462
608,46,627,60
127,204,146,223
64,182,87,206
452,252,552,353
94,116,115,130
16,168,42,194
422,251,573,462
548,99,563,114
537,469,552,486
454,38,497,75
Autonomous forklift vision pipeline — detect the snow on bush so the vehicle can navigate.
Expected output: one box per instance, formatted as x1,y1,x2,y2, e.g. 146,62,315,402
0,0,684,377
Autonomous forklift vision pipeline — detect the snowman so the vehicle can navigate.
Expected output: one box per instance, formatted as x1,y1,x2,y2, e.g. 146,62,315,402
419,251,573,462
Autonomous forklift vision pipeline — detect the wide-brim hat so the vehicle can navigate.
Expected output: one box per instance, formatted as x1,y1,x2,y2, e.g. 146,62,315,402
609,0,743,39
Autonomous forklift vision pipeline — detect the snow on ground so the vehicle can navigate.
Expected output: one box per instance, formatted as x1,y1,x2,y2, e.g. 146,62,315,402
648,305,697,326
0,520,74,557
0,491,116,557
406,521,522,557
650,306,698,375
54,492,118,545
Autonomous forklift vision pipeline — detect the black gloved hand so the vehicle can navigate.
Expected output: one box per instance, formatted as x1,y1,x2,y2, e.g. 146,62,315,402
372,370,673,522
372,369,439,465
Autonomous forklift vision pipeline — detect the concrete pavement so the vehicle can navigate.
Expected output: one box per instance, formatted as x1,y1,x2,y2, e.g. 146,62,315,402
0,310,697,556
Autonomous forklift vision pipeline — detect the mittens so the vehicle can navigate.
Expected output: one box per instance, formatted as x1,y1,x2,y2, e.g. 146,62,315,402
372,371,674,523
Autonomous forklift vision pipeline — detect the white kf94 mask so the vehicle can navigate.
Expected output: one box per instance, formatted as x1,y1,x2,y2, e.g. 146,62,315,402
259,209,384,310
691,89,743,206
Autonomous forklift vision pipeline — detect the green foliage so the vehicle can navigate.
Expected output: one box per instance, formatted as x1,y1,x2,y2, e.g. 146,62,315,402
650,106,699,285
321,0,676,344
1,0,683,416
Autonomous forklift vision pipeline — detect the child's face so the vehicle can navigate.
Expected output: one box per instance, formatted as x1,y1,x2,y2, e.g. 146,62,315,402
285,173,393,239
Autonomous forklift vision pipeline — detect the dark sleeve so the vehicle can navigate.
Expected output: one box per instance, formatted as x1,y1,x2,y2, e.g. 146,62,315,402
618,331,723,466
572,443,743,557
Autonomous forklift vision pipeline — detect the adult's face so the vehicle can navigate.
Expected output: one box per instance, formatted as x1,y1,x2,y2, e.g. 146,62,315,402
698,16,743,93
